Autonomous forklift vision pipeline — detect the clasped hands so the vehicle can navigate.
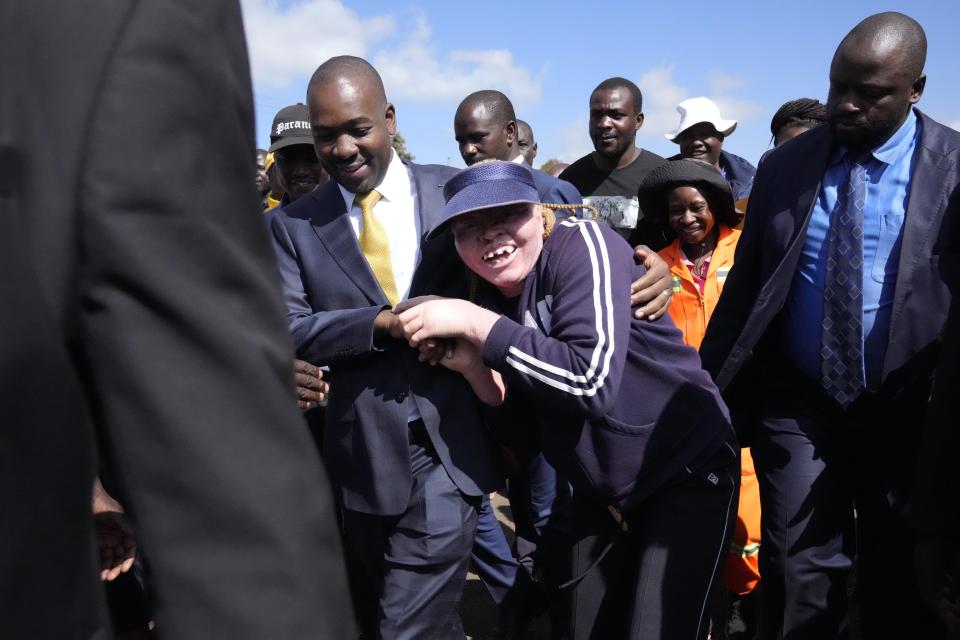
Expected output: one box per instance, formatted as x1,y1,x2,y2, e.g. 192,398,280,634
382,296,486,374
369,246,674,371
386,297,506,406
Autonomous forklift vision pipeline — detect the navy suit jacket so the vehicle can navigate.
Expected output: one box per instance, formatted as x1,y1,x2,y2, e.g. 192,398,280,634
267,161,499,515
909,178,960,533
700,110,959,499
531,167,582,207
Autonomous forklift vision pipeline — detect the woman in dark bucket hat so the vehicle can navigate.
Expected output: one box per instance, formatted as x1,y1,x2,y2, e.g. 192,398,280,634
395,160,739,639
638,159,742,350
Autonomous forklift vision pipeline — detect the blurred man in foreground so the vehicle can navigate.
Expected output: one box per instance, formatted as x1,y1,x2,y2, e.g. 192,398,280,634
0,1,353,637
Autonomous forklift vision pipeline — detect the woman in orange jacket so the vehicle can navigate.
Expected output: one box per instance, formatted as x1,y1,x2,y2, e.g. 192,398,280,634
640,159,761,636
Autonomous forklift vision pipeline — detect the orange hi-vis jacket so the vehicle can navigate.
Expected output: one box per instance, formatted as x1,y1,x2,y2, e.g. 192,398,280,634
658,225,741,351
658,224,761,595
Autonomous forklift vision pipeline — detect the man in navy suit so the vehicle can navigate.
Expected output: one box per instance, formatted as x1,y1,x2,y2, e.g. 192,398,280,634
700,12,957,639
267,56,500,639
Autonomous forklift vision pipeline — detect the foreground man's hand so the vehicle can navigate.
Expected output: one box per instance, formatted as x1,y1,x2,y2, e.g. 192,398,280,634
294,358,328,411
93,479,136,582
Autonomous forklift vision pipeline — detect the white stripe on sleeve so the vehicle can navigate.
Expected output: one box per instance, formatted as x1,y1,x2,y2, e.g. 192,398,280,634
504,220,615,396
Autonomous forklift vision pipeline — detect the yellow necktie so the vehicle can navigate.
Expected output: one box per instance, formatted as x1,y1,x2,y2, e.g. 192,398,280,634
356,190,399,305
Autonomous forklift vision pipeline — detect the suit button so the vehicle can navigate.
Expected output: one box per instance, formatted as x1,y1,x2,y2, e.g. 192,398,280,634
395,392,407,403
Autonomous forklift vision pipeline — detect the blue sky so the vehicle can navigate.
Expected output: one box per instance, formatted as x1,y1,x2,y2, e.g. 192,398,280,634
242,0,959,170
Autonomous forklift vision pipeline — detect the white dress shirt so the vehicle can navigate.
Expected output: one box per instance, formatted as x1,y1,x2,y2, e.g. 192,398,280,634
338,149,421,302
338,149,422,422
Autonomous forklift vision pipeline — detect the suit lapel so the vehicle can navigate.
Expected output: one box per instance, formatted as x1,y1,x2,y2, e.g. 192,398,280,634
763,131,831,300
410,162,447,240
409,163,450,296
884,117,951,377
716,131,831,389
307,187,388,305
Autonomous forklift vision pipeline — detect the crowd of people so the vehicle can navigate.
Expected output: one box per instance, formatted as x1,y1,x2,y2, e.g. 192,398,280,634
3,3,959,640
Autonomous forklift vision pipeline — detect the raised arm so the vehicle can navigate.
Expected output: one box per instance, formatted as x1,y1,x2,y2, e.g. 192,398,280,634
482,221,632,419
397,221,632,417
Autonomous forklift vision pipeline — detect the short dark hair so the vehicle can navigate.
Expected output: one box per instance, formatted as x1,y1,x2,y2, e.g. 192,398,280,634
770,98,827,139
308,55,387,106
457,90,516,127
592,77,643,113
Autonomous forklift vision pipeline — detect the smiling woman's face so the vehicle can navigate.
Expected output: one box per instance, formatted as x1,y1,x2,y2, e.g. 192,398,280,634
667,185,716,246
452,202,544,297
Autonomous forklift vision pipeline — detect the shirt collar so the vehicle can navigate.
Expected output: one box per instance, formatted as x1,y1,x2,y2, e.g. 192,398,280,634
338,149,407,210
830,108,918,168
871,108,917,166
511,155,525,165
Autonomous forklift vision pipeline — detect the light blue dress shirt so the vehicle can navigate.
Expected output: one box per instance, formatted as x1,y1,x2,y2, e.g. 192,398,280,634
783,109,920,390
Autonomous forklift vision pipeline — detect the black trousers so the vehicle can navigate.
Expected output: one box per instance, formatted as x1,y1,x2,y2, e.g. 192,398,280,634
752,366,945,639
551,435,739,640
341,425,478,640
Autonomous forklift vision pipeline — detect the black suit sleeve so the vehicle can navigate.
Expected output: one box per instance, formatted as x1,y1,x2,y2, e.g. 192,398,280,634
909,198,960,534
74,2,353,637
554,178,583,205
699,154,774,385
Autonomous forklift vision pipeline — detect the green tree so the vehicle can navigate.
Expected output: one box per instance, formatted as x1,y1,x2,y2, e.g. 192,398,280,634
391,132,414,161
539,158,564,174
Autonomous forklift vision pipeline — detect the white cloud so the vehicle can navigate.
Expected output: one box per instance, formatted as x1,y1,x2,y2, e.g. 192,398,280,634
551,117,592,164
373,17,542,108
635,66,764,139
713,96,766,124
636,66,689,140
242,2,541,108
708,71,747,94
241,0,393,89
949,119,960,131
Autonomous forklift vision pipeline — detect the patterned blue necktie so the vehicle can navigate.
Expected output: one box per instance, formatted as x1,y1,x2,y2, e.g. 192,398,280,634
821,152,869,407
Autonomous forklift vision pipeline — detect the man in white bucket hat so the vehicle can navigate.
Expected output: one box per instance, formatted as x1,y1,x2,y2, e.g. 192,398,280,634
666,96,756,202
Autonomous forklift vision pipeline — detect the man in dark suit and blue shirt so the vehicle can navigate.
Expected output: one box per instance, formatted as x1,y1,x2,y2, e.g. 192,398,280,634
700,12,958,639
267,55,500,640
